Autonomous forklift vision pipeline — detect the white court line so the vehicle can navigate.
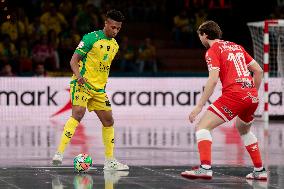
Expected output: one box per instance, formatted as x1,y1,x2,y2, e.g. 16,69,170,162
0,178,22,189
30,166,75,169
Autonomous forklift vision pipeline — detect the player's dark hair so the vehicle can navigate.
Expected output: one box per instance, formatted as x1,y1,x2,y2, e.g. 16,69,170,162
197,20,222,40
106,9,125,22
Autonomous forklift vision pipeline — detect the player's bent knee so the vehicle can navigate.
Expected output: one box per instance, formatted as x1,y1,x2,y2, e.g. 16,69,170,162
237,126,251,135
103,118,114,127
72,110,85,122
236,118,252,135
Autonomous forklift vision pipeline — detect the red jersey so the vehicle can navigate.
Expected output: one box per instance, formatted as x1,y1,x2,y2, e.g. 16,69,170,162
205,40,257,96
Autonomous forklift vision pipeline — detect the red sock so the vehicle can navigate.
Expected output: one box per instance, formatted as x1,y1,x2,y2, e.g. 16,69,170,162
245,142,263,168
198,140,212,165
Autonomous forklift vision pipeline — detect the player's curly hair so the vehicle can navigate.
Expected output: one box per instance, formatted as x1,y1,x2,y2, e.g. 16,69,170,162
106,9,125,22
197,20,222,40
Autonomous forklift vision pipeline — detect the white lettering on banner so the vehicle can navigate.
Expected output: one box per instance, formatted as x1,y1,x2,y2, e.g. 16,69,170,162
0,78,283,121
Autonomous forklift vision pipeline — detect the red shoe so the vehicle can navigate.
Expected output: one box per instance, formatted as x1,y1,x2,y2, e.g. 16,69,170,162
181,166,213,180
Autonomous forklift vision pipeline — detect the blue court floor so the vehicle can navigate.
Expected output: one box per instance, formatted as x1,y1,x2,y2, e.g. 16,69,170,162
0,119,283,189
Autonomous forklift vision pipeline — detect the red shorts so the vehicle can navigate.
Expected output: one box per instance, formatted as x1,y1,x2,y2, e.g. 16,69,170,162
208,92,259,123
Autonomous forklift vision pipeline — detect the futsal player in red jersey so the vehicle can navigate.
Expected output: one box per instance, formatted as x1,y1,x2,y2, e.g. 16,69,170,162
181,21,267,180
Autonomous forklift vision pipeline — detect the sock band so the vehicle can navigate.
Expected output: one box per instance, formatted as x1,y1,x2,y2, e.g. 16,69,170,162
196,129,212,142
241,131,257,146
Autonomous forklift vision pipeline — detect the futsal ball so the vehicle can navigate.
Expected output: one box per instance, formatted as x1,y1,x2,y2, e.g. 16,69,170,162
73,153,92,173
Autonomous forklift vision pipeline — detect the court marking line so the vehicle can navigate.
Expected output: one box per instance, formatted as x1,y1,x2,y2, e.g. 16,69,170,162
138,166,215,188
0,178,22,189
213,170,280,189
30,166,75,169
138,166,280,189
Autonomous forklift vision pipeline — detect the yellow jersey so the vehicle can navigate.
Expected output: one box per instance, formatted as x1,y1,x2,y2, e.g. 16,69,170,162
73,30,119,90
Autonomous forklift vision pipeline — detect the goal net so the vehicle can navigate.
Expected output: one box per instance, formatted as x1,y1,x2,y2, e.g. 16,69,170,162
247,20,284,77
247,20,284,120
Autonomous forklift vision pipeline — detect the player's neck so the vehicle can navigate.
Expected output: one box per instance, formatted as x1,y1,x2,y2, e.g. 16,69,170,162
208,39,221,47
102,28,111,38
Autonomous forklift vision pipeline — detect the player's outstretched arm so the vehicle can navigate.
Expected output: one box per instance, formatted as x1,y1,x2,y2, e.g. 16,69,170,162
197,69,219,107
189,69,219,123
248,61,263,90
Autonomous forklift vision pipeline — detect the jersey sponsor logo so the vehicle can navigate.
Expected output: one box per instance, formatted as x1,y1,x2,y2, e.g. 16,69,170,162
235,78,254,89
98,62,110,73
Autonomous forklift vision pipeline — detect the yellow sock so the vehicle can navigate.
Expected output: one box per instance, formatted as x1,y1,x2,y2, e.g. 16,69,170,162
105,182,113,189
102,126,114,159
57,117,79,153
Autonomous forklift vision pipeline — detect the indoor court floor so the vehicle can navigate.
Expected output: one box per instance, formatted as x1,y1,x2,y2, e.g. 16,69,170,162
0,118,283,189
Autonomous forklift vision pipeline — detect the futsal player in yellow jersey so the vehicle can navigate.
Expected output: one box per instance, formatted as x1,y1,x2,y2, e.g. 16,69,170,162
52,10,129,171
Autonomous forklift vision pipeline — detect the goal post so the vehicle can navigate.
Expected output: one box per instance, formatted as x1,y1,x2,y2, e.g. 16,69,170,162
247,19,284,125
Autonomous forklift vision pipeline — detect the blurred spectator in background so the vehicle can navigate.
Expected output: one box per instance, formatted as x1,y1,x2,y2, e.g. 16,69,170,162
59,29,81,70
47,29,60,69
0,34,18,71
18,38,33,74
33,63,48,77
0,63,16,76
40,4,68,35
173,9,195,47
73,3,100,35
1,13,25,42
136,38,157,73
270,6,284,19
194,9,208,31
59,0,73,21
27,16,47,44
17,8,30,35
118,36,136,72
31,35,57,71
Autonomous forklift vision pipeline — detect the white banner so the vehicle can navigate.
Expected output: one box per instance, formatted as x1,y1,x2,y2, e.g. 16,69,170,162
0,77,283,121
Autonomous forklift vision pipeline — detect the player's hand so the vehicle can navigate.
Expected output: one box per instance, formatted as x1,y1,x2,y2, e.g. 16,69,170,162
77,76,87,85
189,105,203,123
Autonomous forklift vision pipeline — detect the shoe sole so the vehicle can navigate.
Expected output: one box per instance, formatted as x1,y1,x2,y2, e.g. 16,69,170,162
104,167,129,171
246,177,267,181
181,173,212,180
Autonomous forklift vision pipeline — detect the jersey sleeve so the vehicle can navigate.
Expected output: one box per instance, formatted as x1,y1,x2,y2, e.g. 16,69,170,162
205,49,220,72
74,34,94,57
